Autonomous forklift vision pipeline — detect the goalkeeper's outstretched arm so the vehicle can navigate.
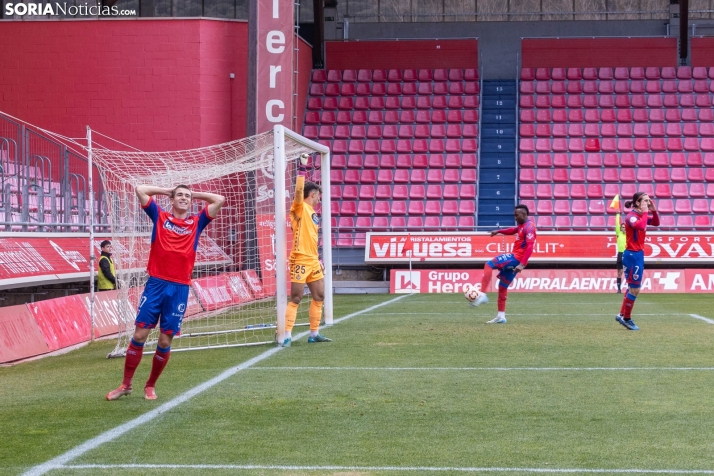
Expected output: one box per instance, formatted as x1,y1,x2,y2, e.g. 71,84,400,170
192,191,226,218
293,175,305,208
292,152,310,209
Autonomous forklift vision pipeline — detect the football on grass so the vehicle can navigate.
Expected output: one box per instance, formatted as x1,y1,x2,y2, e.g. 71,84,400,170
464,285,481,303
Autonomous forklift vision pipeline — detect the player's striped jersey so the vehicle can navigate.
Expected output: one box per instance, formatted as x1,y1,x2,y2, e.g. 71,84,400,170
497,220,537,266
625,209,660,252
142,198,213,285
290,176,319,259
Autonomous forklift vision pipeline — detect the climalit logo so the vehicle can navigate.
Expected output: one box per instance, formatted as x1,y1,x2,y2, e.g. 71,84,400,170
5,2,136,16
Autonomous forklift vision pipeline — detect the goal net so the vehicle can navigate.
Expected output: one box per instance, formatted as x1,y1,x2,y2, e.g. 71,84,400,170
90,126,332,357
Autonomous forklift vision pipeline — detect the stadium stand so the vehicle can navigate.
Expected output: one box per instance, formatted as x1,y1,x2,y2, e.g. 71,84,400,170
0,114,101,233
305,68,480,242
518,65,713,230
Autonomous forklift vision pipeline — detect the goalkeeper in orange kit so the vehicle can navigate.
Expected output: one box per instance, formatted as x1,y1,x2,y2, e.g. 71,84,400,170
282,154,331,347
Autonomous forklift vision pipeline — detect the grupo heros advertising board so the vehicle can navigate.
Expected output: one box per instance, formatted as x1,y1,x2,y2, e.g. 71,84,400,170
368,232,714,264
390,268,714,294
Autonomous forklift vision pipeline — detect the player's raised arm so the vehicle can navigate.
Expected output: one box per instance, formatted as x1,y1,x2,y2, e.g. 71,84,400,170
293,175,305,208
135,185,172,207
192,191,225,218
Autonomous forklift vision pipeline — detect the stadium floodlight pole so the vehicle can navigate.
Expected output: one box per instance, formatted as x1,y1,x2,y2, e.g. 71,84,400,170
87,125,95,343
273,125,332,344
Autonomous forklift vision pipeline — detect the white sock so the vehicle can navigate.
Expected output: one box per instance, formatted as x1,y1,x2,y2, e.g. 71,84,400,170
285,332,292,339
309,330,319,337
497,311,505,319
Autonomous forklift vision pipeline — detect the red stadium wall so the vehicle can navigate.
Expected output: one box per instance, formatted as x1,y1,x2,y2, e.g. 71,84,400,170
325,39,478,70
522,38,677,68
0,19,248,151
296,36,313,133
691,37,714,67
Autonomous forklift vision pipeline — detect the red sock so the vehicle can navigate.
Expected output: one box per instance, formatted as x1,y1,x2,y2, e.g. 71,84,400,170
621,292,637,319
480,264,493,293
146,346,171,388
122,340,144,387
497,286,508,312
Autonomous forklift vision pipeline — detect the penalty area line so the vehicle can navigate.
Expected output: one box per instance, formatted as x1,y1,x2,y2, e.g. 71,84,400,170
60,463,714,474
689,314,714,325
22,294,410,476
251,366,714,372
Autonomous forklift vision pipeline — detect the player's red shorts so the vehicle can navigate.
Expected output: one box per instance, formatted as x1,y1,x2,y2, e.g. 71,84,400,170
487,253,521,288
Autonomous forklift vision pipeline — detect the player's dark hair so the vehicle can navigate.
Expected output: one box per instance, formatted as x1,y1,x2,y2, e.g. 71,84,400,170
100,240,111,248
170,184,191,198
624,192,646,209
515,204,529,215
304,181,322,198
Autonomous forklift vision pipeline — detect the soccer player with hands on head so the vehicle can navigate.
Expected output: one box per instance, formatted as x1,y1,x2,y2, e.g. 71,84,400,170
281,153,331,347
615,191,659,331
106,184,225,401
471,204,537,324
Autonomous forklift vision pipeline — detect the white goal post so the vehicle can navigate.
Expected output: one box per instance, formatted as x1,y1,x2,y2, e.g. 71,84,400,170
88,125,332,356
273,125,333,344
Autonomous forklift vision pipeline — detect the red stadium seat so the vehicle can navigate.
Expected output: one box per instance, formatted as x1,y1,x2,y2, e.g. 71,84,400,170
586,168,603,182
554,184,570,199
520,184,535,199
410,169,426,183
655,184,672,198
537,200,554,215
551,199,569,215
376,169,393,184
690,183,706,197
460,185,476,199
554,216,571,229
588,200,605,214
587,184,604,198
519,169,535,183
393,170,409,183
536,184,553,199
693,199,709,214
694,216,711,228
675,199,692,214
570,184,586,198
537,216,554,228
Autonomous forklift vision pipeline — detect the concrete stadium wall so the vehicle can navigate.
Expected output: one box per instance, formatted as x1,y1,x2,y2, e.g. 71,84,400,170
522,37,677,68
0,19,248,151
325,39,478,70
345,20,668,79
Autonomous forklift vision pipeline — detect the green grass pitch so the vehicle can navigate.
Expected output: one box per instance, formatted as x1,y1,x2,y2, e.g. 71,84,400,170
3,292,714,475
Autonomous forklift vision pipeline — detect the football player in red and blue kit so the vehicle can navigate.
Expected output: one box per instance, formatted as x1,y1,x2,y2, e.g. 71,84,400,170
616,192,659,331
107,184,225,401
472,204,536,324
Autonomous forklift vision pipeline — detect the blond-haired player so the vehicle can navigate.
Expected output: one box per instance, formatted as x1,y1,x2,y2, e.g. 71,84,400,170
282,154,331,347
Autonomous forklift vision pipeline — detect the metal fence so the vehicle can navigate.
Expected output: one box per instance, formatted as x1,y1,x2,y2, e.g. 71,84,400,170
0,112,103,232
302,0,714,23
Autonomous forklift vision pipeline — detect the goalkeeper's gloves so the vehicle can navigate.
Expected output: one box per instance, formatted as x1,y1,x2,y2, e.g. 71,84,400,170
298,153,310,177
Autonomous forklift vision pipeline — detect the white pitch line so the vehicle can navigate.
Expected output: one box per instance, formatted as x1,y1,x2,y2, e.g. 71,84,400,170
23,294,410,476
689,314,714,324
252,366,714,372
362,312,671,316
60,463,714,474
